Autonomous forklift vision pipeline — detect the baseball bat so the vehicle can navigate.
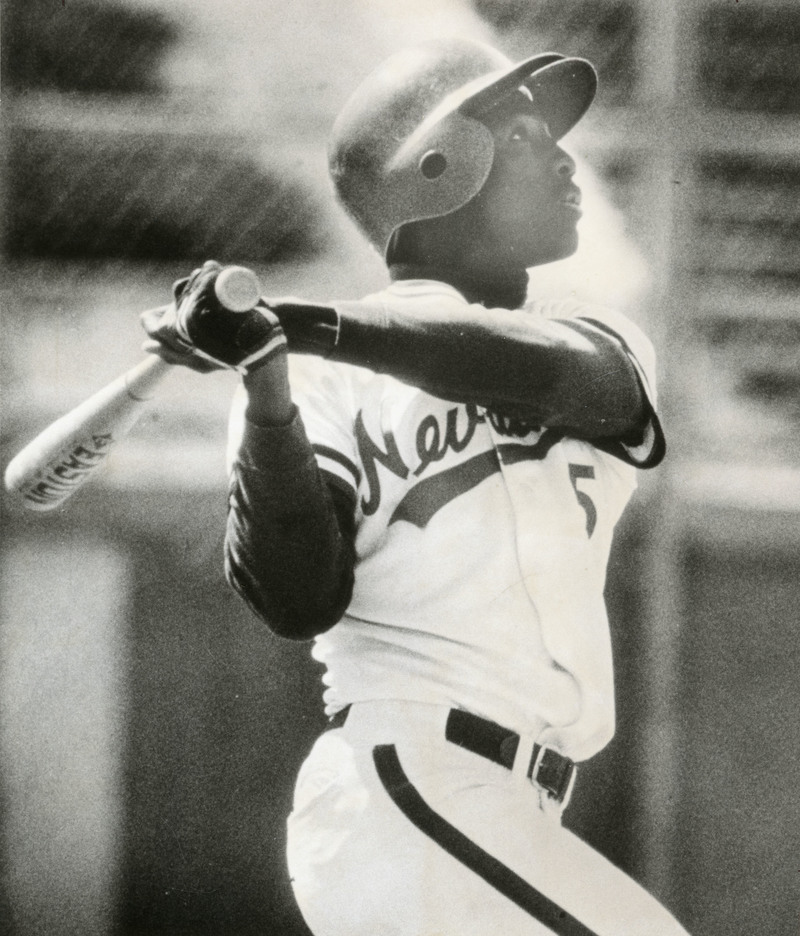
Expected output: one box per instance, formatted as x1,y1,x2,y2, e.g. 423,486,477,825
4,265,262,512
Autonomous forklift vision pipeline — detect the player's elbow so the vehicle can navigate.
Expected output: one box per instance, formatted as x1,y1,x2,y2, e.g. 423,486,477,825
266,608,341,641
224,552,352,641
260,582,352,640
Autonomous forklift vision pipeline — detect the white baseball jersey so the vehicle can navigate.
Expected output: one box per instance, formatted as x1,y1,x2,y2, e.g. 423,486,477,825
278,279,660,764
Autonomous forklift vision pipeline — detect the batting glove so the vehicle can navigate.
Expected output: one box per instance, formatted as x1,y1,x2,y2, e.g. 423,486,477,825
141,260,287,375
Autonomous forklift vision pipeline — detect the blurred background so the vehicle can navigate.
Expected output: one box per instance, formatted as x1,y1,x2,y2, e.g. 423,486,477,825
1,0,799,934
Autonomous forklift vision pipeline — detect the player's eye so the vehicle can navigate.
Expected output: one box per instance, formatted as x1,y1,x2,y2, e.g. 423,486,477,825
511,121,556,154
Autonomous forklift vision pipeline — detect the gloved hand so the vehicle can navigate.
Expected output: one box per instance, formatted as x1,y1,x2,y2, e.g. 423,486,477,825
141,260,287,374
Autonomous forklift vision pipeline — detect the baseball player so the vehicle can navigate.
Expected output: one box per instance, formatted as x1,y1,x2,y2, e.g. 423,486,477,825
143,37,689,936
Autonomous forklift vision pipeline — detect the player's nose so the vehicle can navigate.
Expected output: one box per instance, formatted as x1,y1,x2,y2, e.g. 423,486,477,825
555,148,576,178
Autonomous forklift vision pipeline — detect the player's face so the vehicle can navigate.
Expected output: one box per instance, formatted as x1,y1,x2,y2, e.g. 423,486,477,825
465,99,582,270
396,93,583,282
450,93,581,272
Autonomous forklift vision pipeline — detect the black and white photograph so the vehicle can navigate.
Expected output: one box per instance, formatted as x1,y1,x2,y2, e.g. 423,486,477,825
1,1,798,934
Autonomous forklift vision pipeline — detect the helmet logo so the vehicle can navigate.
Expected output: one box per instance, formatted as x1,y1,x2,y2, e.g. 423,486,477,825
419,150,447,180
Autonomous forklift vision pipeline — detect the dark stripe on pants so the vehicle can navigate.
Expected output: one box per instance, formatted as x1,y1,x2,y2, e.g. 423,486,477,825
372,744,599,936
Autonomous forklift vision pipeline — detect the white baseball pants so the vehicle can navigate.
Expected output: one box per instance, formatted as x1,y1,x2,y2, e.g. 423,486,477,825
286,701,691,936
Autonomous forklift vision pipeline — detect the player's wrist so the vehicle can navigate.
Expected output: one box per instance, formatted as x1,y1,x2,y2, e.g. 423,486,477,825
268,300,340,356
242,359,295,427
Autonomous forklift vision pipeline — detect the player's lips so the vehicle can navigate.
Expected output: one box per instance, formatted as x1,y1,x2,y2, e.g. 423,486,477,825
559,187,582,215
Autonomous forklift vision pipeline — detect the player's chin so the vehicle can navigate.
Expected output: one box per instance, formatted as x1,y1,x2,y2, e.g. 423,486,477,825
529,228,579,267
555,228,580,259
556,211,581,249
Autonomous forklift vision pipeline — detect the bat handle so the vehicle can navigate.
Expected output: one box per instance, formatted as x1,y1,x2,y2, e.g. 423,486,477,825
124,353,173,401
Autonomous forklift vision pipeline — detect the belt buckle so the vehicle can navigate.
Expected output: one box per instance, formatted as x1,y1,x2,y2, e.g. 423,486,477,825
529,744,577,808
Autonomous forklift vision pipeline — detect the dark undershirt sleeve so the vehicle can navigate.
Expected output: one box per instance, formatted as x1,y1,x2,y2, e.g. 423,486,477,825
224,406,357,640
273,298,648,444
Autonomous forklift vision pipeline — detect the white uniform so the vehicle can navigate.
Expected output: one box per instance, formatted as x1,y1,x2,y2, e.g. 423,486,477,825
233,280,688,935
291,279,657,761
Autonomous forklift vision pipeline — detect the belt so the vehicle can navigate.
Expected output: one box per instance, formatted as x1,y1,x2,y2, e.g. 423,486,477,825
328,705,577,806
445,708,577,805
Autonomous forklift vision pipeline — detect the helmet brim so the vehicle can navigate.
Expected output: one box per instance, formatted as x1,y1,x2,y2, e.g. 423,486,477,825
455,53,598,141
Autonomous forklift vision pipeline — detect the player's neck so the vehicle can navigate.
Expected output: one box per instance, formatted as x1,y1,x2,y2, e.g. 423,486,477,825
389,263,529,310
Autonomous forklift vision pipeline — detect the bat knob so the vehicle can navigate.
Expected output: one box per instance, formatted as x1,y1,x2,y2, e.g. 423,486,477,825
214,266,261,312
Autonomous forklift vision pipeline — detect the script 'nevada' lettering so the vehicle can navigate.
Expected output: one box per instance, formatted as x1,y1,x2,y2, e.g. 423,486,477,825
355,413,408,515
24,438,113,505
414,403,482,476
355,403,560,526
390,430,563,528
356,404,483,517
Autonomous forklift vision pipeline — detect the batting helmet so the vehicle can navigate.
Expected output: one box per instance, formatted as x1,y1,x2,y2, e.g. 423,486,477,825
328,37,597,258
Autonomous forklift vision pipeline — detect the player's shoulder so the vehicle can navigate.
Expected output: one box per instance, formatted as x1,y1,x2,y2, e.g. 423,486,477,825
287,349,372,385
528,296,656,363
382,278,467,301
527,295,641,330
334,278,477,332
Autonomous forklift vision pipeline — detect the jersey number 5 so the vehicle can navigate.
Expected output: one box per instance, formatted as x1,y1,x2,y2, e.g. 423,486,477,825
569,464,597,537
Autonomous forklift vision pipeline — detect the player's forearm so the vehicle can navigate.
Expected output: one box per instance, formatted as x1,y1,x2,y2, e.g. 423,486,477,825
278,300,644,438
225,410,355,640
341,302,645,435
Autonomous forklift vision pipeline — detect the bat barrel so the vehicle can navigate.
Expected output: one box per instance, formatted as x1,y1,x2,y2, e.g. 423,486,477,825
4,356,173,511
5,265,262,512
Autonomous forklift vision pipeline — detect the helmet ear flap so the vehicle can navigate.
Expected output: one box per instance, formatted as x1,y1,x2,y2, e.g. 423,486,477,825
382,110,494,253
